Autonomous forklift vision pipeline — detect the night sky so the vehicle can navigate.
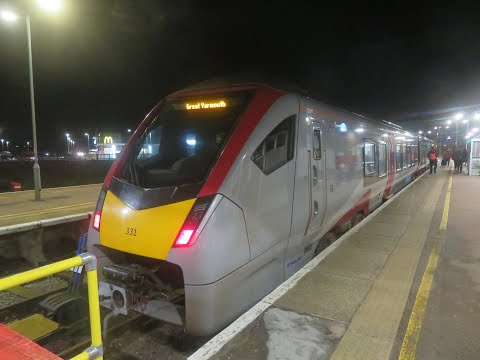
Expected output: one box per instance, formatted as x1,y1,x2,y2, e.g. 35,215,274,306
1,0,480,153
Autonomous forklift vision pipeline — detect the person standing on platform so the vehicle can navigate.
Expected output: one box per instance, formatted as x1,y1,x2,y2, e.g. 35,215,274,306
454,148,462,172
445,149,451,166
427,146,438,174
459,148,468,173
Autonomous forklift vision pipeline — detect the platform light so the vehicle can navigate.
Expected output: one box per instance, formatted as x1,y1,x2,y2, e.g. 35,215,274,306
418,130,423,134
434,127,438,130
475,113,480,120
454,112,464,120
462,119,468,124
473,128,479,133
36,0,62,13
1,9,18,22
447,120,452,125
427,130,432,134
395,136,405,140
354,128,364,133
445,126,449,129
382,133,389,138
186,138,197,146
447,136,451,140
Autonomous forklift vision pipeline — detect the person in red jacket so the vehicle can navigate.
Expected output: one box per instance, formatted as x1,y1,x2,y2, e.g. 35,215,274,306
427,145,438,174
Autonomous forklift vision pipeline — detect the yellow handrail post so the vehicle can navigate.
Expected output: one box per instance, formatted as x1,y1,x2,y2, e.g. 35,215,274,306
0,252,104,360
70,253,104,360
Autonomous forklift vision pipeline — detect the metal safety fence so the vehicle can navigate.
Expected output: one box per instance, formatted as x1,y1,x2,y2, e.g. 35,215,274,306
0,253,103,360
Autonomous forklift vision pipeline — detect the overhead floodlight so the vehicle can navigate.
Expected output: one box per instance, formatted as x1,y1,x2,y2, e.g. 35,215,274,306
474,113,480,120
1,10,19,23
447,136,451,140
447,120,452,125
434,127,437,130
1,9,18,22
454,112,464,120
427,130,432,134
354,128,364,133
418,130,423,134
36,0,62,13
462,119,468,124
445,126,449,129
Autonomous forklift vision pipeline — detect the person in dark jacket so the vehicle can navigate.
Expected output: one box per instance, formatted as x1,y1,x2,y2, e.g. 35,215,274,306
458,148,468,173
427,146,438,174
454,148,463,172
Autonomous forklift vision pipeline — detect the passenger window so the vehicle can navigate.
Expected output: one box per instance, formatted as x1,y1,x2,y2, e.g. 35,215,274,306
378,143,387,177
396,144,402,171
402,144,408,169
364,142,376,177
313,128,322,159
251,115,296,175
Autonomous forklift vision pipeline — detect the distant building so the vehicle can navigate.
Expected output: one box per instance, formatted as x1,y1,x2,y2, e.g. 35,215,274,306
92,133,126,160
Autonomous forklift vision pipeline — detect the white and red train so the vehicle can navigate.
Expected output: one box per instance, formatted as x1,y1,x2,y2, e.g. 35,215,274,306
87,82,432,335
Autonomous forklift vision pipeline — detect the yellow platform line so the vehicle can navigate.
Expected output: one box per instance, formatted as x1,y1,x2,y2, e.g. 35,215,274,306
0,202,95,220
398,171,453,360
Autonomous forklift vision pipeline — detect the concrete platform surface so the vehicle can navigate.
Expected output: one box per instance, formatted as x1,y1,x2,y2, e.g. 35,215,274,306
396,171,480,360
0,184,101,228
191,166,479,360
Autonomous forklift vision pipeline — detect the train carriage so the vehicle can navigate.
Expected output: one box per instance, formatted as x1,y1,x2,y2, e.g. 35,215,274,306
87,82,432,335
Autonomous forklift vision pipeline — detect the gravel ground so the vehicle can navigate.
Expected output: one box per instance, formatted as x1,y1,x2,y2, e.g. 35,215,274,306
23,276,68,293
106,321,211,360
0,291,26,309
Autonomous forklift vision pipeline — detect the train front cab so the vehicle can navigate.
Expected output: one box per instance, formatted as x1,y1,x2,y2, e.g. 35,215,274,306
86,85,305,335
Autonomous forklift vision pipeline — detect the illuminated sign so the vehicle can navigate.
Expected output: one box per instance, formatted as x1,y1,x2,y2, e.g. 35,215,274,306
185,100,226,110
104,136,113,144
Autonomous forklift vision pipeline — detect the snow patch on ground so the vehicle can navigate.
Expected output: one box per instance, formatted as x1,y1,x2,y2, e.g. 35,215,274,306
264,307,345,360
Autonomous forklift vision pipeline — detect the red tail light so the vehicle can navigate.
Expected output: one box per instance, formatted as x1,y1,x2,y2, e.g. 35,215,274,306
92,186,107,232
173,196,215,248
93,212,102,231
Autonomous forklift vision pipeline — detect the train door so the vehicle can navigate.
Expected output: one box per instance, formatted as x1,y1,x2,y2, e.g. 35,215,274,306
307,122,327,231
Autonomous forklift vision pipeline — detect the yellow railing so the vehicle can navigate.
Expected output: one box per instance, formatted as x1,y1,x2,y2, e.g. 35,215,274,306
0,253,103,360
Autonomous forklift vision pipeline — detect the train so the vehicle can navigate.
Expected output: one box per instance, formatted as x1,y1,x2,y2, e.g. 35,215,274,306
87,81,433,336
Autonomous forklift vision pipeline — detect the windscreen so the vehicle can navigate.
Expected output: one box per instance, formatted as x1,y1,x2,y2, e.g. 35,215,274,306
121,92,252,189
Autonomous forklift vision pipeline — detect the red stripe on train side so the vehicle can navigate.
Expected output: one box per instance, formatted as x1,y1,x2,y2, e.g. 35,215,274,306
336,188,372,226
198,86,286,197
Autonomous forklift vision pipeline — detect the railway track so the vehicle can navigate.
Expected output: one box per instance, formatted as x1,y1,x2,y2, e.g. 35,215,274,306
0,273,210,359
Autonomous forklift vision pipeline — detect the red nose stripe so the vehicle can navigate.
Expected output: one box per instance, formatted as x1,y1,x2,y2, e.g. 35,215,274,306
198,86,286,197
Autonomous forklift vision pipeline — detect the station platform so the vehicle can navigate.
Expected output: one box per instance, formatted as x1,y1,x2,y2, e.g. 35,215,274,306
191,165,480,360
0,184,101,228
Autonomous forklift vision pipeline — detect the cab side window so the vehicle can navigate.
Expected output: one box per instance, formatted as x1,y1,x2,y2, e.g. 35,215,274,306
252,115,296,175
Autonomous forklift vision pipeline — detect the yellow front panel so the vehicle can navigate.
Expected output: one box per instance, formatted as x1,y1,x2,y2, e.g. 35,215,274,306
100,191,195,259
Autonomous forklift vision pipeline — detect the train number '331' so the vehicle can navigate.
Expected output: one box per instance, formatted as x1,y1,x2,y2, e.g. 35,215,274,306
125,227,137,236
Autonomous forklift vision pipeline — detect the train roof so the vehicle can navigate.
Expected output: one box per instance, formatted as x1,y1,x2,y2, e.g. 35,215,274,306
170,78,432,141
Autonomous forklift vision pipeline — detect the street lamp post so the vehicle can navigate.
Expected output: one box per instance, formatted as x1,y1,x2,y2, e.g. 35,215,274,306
1,1,63,200
84,133,90,152
0,139,4,151
26,14,41,200
6,141,9,150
